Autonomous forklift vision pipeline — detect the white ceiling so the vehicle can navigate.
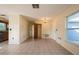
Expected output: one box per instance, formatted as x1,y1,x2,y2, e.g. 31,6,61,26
0,4,71,19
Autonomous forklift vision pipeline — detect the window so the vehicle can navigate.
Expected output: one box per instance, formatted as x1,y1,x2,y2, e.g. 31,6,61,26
0,23,6,31
67,12,79,44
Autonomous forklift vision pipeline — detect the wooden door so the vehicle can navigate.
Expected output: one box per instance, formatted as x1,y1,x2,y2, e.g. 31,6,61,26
34,24,42,39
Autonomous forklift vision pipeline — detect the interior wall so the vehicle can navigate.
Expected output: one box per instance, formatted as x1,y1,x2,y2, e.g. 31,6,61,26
9,14,20,44
49,19,57,40
28,21,34,38
20,15,29,43
9,14,36,44
52,5,79,54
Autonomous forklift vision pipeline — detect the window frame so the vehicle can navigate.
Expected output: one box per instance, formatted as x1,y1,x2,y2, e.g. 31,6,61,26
66,11,79,42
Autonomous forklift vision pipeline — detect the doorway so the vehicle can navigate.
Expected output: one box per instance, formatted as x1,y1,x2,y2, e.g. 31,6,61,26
32,23,42,39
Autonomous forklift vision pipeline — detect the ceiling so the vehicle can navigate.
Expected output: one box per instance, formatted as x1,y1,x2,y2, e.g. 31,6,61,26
0,4,71,19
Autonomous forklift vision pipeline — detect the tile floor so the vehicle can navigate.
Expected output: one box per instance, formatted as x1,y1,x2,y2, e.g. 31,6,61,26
0,39,73,55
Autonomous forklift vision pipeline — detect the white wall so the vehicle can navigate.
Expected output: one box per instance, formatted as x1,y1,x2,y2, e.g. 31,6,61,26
9,15,29,44
9,15,35,44
49,19,57,40
9,14,20,44
20,15,29,43
52,5,79,54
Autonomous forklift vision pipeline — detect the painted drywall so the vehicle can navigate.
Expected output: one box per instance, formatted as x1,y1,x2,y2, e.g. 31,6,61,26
9,14,36,44
49,19,57,40
52,5,79,54
9,14,20,44
19,15,29,43
28,22,35,38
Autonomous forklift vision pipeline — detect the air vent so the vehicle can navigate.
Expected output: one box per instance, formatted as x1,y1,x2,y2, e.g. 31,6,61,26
32,4,39,9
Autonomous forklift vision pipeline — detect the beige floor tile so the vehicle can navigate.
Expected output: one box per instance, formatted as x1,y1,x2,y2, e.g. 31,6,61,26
0,39,73,55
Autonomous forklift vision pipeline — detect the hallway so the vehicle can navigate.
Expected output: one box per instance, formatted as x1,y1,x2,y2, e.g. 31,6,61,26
0,39,72,55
